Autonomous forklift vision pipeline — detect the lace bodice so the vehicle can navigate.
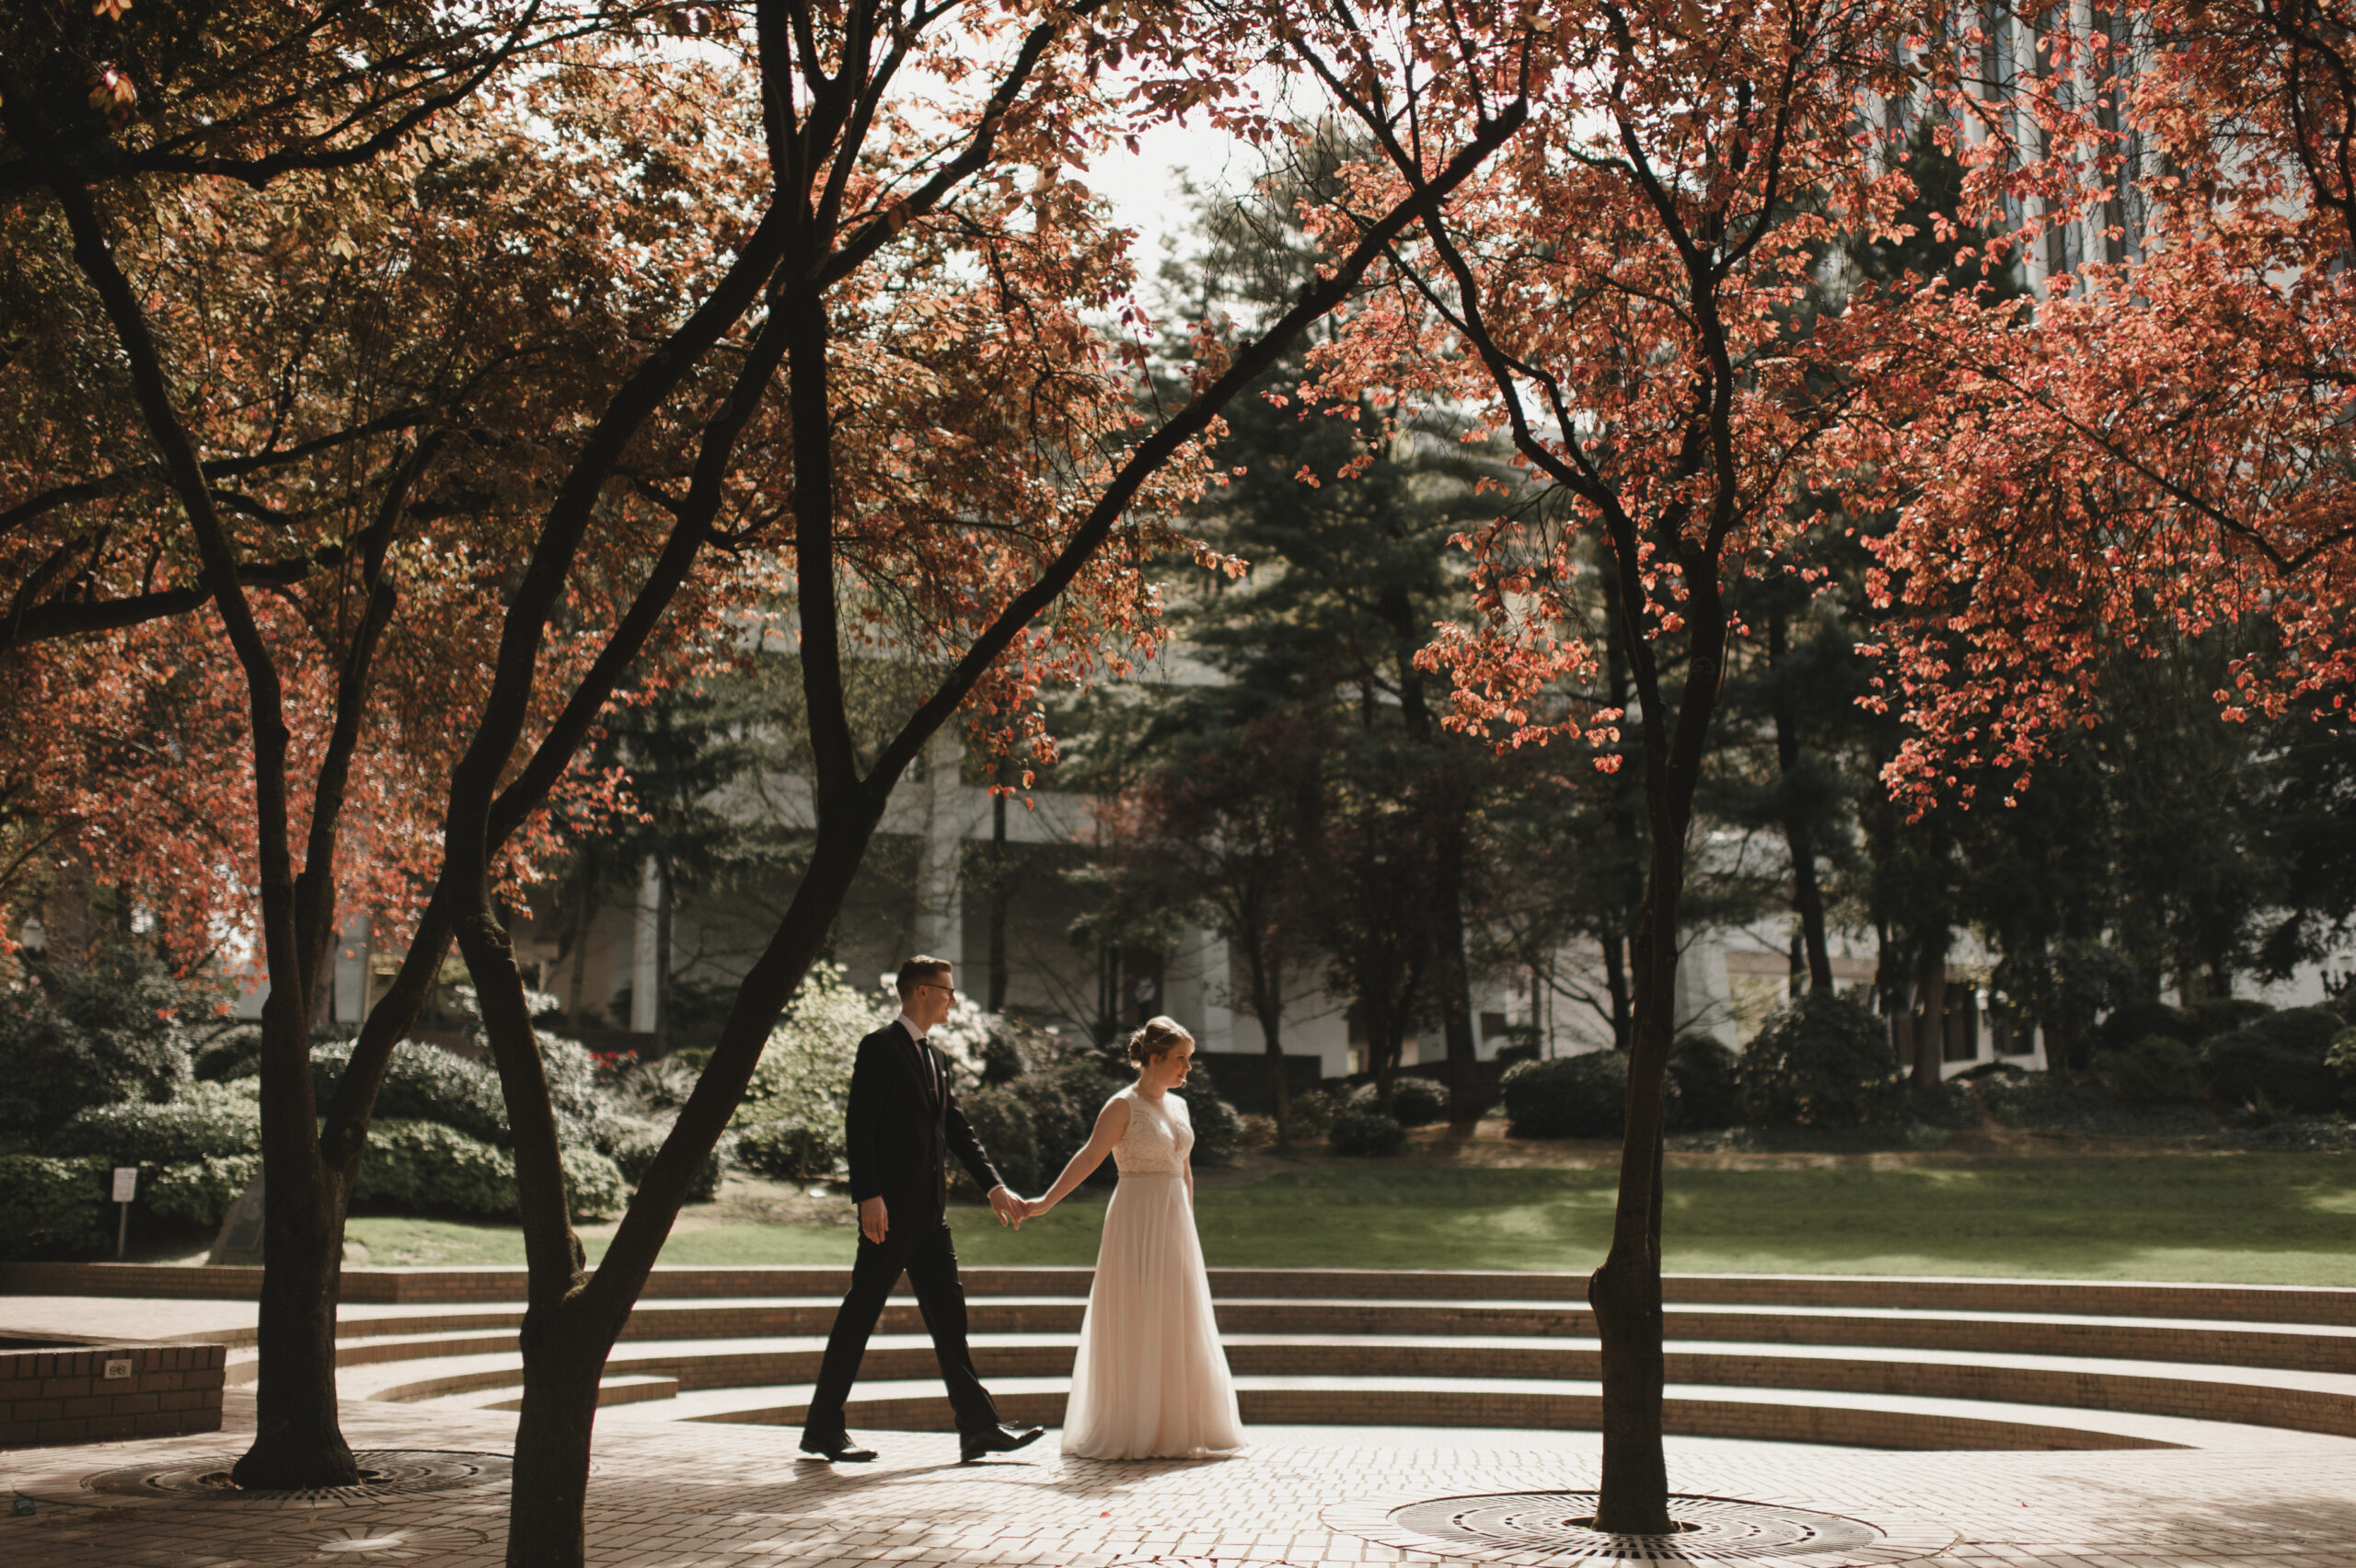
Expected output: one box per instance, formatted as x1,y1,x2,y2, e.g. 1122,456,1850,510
1112,1087,1192,1177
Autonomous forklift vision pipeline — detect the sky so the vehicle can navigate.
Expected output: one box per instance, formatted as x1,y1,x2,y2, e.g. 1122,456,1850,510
1084,117,1256,296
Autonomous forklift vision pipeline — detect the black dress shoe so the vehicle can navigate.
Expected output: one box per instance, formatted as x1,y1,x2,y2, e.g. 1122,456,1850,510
799,1437,878,1462
960,1424,1045,1463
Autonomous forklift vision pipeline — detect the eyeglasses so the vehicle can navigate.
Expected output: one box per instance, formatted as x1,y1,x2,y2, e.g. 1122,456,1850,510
921,982,957,997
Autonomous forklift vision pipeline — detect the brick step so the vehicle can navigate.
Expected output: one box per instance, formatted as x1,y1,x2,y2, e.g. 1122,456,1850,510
480,1372,676,1412
17,1262,2353,1327
335,1330,2356,1440
612,1373,2356,1454
284,1296,2356,1374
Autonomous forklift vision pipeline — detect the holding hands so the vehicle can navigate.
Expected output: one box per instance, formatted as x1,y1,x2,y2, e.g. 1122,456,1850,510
988,1188,1057,1227
987,1188,1051,1227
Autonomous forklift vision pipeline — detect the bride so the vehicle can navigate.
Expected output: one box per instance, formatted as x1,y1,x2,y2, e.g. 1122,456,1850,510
1019,1016,1245,1459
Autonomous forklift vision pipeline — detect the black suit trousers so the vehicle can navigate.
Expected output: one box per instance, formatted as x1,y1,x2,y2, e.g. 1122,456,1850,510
801,1209,1001,1444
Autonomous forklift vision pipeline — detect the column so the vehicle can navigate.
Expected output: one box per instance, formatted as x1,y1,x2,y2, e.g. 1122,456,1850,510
631,854,660,1033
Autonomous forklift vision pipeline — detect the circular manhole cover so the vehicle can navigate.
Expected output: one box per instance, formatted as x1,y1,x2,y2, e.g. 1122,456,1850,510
84,1450,513,1508
1325,1491,1958,1566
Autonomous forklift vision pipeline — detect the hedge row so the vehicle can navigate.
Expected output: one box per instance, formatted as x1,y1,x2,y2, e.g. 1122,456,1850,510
354,1121,625,1221
0,1153,261,1260
0,1126,629,1261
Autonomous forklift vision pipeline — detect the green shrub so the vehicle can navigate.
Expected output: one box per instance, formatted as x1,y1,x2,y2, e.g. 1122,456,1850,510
2096,999,2195,1055
2181,997,2272,1040
0,1155,111,1258
312,1032,630,1153
562,1147,628,1219
144,1157,261,1228
1029,1059,1129,1187
1328,1107,1406,1157
1172,1084,1245,1166
2330,1029,2356,1110
734,963,881,1131
734,1117,847,1183
350,1120,616,1221
536,1032,627,1152
1502,1051,1638,1138
2202,1008,2346,1113
2234,1113,2356,1151
193,1024,264,1082
0,947,197,1138
312,1039,508,1146
606,1122,722,1203
2096,1034,2205,1105
1909,1078,1984,1128
1493,1029,1542,1068
1666,1035,1742,1131
1374,1077,1449,1127
1287,1088,1338,1139
1980,1071,2207,1134
50,1080,260,1163
353,1120,515,1215
954,1087,1039,1192
1738,993,1901,1128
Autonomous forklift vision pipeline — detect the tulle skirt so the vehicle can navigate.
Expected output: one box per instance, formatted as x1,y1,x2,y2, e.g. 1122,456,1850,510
1061,1173,1245,1460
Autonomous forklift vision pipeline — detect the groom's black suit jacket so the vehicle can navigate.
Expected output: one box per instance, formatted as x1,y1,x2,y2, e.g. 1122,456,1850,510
844,1020,1001,1216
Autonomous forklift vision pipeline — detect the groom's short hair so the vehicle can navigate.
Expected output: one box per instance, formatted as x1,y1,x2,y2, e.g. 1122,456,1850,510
895,956,953,999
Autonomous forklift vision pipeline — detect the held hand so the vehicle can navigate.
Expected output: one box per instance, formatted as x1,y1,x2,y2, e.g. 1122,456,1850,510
987,1185,1022,1229
858,1195,887,1245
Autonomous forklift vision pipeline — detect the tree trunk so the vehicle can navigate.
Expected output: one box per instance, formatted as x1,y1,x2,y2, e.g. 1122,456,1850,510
987,783,1009,1012
1369,1001,1402,1108
1587,543,1727,1534
1601,933,1632,1051
1588,823,1683,1534
1433,828,1484,1121
568,862,596,1030
476,811,882,1568
1911,932,1949,1091
1600,567,1647,1048
501,1328,607,1568
233,996,357,1488
653,851,674,1055
1242,940,1290,1151
1767,607,1834,992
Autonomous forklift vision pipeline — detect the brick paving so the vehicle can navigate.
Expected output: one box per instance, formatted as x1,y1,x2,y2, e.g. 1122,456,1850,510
0,1389,2350,1567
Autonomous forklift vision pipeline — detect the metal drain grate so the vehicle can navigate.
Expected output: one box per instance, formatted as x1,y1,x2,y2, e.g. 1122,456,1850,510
83,1450,513,1508
1324,1491,1960,1567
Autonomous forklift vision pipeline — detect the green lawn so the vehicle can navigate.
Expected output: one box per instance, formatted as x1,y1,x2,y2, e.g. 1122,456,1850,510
341,1153,2356,1285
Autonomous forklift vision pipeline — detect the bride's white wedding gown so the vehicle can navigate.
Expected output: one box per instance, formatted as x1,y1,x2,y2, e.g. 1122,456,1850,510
1060,1086,1245,1459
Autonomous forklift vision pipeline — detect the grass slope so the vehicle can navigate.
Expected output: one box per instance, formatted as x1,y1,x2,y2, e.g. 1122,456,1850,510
341,1153,2356,1284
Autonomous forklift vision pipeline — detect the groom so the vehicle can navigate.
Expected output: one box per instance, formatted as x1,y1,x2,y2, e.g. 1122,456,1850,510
799,955,1045,1465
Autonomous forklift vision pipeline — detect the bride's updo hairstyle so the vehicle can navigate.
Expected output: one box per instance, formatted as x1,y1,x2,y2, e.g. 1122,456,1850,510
1126,1015,1193,1066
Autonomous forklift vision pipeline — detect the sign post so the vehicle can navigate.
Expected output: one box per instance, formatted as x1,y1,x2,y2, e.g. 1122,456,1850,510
110,1167,137,1260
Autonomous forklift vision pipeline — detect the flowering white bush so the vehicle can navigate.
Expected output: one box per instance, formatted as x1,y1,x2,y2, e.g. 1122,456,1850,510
734,963,894,1129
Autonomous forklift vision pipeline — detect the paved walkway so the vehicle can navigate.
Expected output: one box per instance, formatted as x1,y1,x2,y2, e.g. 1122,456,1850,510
1,1386,2351,1568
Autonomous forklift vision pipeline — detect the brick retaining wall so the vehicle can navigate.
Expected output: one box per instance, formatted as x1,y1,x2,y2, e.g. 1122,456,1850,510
0,1339,225,1447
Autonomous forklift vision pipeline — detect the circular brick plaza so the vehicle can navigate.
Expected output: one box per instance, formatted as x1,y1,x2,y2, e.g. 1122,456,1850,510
1,1264,2350,1567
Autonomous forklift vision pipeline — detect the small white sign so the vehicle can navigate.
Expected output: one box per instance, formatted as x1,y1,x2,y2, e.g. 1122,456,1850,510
110,1167,138,1203
102,1358,133,1381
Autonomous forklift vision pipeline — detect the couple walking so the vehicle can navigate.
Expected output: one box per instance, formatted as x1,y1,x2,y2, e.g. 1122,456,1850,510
797,955,1245,1465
